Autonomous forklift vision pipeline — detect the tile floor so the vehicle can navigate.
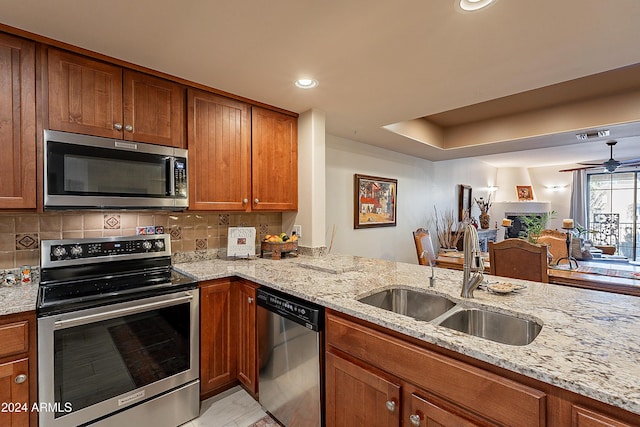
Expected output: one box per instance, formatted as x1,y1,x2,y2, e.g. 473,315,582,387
180,386,270,427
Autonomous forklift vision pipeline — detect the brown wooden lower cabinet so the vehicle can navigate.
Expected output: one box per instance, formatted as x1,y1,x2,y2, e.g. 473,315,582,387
199,278,258,399
406,386,497,427
0,311,36,427
325,311,640,427
200,279,236,397
325,350,401,427
572,405,636,427
235,280,258,397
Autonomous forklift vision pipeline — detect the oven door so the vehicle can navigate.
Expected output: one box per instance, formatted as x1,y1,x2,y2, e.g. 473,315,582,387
37,290,199,427
44,129,187,209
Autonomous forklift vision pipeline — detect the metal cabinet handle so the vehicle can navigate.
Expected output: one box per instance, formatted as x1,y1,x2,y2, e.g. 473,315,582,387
125,124,133,132
114,123,123,130
254,198,259,204
385,400,396,413
14,374,27,384
243,198,248,204
248,297,254,304
409,414,421,426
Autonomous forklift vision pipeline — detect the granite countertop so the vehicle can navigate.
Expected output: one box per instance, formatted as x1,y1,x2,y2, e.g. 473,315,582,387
2,254,639,415
174,254,640,416
0,270,39,316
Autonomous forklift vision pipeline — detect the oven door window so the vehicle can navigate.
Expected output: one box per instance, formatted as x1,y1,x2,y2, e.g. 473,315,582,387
47,141,169,197
53,303,190,418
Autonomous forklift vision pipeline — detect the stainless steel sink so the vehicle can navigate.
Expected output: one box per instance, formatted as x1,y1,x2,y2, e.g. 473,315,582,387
436,308,542,346
358,289,456,322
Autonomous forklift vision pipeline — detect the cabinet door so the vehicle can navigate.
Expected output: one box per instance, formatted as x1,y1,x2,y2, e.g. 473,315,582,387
572,405,634,427
236,280,257,396
0,34,36,209
251,107,297,211
0,358,29,427
325,351,400,427
123,70,185,147
406,391,492,427
48,48,123,138
200,280,237,396
188,89,251,211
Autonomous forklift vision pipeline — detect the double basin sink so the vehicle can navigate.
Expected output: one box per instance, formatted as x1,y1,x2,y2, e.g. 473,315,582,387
358,288,542,346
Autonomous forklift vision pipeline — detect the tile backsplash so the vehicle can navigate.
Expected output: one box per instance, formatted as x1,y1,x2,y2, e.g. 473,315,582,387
0,212,282,269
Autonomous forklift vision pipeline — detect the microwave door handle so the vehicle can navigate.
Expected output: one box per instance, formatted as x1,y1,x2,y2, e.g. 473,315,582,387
167,157,175,196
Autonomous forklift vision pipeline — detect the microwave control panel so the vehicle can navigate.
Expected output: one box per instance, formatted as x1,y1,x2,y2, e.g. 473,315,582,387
174,158,187,198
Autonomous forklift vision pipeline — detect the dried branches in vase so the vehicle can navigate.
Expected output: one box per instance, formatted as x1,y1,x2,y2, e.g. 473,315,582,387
474,194,492,229
431,206,464,251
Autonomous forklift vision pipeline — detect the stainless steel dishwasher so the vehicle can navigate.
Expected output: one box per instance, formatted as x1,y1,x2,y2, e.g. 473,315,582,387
257,288,323,427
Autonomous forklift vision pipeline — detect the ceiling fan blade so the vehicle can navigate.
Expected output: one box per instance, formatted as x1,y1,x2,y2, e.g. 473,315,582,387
619,158,640,165
559,165,599,172
578,161,606,166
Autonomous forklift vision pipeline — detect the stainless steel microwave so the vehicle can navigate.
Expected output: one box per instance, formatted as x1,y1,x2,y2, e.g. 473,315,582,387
44,130,188,209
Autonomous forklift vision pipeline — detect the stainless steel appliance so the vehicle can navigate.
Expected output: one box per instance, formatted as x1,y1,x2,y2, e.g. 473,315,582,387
44,129,188,209
37,235,199,427
257,288,323,427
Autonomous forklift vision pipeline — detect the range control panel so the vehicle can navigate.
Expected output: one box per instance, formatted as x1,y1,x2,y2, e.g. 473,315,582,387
41,235,171,266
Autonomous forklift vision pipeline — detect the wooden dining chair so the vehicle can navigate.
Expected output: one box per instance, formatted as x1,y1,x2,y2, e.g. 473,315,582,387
538,229,568,263
413,228,436,266
488,239,549,283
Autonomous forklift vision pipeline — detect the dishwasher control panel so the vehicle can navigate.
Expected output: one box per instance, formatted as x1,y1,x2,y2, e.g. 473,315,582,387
256,288,323,331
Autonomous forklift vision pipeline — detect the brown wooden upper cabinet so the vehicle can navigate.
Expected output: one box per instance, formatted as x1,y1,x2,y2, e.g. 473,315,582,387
188,89,251,211
0,33,36,209
251,107,298,211
187,89,297,211
47,48,185,148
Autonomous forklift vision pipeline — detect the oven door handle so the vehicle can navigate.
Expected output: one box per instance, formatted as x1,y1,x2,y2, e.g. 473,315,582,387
53,294,194,330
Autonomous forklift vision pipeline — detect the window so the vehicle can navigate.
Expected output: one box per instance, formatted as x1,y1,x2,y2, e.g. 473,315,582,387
587,171,639,261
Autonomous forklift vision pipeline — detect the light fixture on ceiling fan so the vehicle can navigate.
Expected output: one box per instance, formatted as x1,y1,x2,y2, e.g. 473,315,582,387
559,140,640,173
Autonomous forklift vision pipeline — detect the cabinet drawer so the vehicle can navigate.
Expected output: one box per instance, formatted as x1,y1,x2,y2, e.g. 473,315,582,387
0,321,28,358
327,313,546,427
572,405,634,427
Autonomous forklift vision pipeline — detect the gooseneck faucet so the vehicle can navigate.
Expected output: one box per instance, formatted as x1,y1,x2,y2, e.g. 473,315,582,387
461,223,485,298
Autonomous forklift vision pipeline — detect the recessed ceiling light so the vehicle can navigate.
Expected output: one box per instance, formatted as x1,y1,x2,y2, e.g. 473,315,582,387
295,78,318,89
459,0,496,11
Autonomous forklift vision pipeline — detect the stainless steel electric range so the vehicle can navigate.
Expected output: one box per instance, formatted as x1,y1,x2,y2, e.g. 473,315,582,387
37,234,199,427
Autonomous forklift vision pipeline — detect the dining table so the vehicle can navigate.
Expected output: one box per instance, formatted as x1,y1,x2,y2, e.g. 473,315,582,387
435,252,640,297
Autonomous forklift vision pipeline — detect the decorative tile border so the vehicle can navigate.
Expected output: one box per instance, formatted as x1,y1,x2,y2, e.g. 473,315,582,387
103,214,121,229
170,225,182,240
195,238,208,251
15,234,39,251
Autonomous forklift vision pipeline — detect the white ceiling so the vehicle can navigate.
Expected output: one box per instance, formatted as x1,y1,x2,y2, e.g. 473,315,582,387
2,0,640,168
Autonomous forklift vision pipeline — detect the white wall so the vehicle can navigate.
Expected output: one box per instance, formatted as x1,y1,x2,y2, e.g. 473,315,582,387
326,134,497,263
528,166,573,229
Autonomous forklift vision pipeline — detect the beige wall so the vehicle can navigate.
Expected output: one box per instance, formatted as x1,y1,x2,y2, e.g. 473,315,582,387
0,211,282,269
326,134,498,264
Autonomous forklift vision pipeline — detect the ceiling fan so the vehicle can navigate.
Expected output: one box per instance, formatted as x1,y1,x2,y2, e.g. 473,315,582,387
559,141,640,173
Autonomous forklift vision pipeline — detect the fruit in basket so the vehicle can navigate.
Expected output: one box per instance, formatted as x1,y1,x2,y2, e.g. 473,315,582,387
264,232,296,243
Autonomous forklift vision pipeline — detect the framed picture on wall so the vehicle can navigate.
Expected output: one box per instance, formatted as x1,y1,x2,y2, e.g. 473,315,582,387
458,184,472,222
516,185,534,201
354,174,397,228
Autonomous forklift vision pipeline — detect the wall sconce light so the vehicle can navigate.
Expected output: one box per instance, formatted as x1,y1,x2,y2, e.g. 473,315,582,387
544,184,568,191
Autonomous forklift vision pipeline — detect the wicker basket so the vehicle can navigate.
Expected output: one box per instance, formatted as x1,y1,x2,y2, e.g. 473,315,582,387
260,241,298,259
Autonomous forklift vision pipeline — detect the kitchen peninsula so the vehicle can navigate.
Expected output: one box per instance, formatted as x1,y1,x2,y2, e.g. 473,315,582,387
172,254,640,425
2,253,639,425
